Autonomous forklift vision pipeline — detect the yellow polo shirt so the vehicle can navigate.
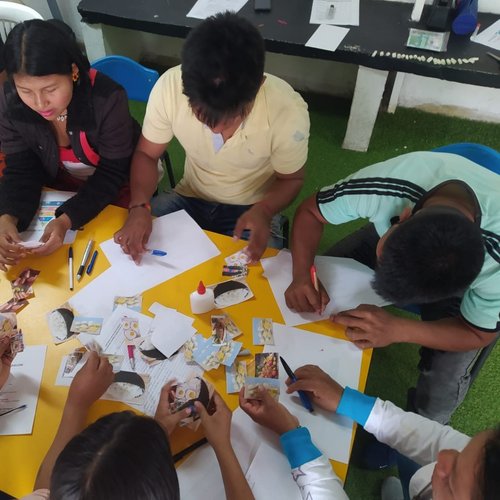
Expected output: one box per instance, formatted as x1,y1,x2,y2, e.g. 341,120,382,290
142,65,309,205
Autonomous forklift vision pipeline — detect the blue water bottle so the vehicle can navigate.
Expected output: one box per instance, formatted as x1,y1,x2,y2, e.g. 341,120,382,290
452,0,478,35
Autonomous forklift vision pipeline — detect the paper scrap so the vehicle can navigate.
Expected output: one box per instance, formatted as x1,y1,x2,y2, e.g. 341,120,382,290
305,24,349,53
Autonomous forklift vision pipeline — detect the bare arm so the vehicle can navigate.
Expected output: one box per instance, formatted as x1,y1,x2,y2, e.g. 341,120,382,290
233,167,305,263
34,353,114,489
397,316,495,351
114,135,168,263
212,444,254,500
255,167,305,216
284,194,330,313
195,394,254,500
129,135,168,206
334,305,496,351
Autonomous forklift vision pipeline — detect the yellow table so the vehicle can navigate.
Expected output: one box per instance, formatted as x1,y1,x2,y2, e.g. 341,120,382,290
0,205,372,497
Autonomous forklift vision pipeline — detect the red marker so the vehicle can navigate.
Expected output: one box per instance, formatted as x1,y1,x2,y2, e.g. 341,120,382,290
127,344,136,370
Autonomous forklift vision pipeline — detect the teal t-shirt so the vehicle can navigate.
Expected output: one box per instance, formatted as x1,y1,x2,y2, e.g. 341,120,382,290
317,151,500,332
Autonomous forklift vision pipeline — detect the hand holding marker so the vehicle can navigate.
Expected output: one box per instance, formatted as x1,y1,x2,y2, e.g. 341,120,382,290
280,356,314,413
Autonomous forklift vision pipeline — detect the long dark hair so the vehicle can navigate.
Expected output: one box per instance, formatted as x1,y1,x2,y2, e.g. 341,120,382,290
50,412,180,500
3,19,91,119
4,19,90,81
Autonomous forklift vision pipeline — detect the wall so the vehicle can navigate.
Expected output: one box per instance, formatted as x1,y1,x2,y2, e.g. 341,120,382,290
19,0,500,122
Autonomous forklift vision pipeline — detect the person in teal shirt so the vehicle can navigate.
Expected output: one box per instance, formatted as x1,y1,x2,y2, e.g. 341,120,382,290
285,151,499,425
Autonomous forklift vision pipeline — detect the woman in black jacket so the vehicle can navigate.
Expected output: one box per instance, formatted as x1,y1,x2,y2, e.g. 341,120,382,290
0,19,140,269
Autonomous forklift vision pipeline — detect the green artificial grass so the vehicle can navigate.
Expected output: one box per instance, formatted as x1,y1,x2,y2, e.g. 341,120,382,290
129,95,500,499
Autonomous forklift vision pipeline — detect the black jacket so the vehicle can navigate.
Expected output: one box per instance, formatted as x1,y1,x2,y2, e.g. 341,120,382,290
0,71,140,230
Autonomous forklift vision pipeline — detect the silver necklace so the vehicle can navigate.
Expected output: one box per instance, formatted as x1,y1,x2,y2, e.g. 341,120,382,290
56,113,68,122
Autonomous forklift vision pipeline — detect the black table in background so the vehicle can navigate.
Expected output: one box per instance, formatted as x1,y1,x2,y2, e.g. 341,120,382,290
78,0,500,149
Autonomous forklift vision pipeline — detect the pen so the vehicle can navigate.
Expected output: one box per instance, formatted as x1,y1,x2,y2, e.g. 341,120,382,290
148,249,167,257
77,240,94,281
127,344,136,370
173,437,208,463
471,23,480,39
310,264,319,292
86,250,98,275
68,246,74,291
487,52,500,64
279,356,314,413
0,404,27,417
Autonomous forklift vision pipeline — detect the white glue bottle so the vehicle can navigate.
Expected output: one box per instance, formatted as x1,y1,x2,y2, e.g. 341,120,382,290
190,280,214,314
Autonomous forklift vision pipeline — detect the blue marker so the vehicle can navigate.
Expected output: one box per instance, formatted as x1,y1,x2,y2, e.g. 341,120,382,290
280,356,314,413
86,250,98,275
149,249,167,256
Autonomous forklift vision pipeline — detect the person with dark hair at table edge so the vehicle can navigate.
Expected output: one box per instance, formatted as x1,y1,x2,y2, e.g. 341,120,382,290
285,150,500,426
19,351,254,500
240,364,500,499
114,11,309,264
0,19,140,270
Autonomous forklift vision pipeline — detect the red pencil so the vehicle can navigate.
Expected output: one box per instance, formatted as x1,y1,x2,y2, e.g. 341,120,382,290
310,264,319,292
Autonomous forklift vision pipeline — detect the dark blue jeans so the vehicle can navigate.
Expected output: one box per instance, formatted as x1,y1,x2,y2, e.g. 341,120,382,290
151,191,284,248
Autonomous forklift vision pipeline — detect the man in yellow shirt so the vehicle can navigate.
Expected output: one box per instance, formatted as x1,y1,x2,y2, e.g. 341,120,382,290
115,12,309,263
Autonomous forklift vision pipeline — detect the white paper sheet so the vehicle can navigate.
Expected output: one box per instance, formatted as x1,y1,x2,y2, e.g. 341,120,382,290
261,250,388,326
150,309,197,358
177,443,223,499
266,324,362,463
70,210,220,318
19,191,77,246
187,0,248,20
246,440,302,500
0,345,46,435
471,19,500,51
305,24,350,52
310,0,360,26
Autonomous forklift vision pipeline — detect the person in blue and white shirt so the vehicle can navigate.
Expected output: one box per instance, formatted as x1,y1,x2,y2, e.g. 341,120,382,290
240,364,500,500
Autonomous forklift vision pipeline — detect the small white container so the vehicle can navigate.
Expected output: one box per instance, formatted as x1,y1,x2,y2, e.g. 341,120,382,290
190,281,214,314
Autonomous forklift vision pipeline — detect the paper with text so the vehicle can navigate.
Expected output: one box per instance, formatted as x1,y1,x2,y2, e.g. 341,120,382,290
472,19,500,51
0,345,46,435
310,0,360,26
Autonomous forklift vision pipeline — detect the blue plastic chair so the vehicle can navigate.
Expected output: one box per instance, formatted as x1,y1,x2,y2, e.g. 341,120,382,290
91,55,159,102
433,142,500,174
407,143,500,382
90,55,176,188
